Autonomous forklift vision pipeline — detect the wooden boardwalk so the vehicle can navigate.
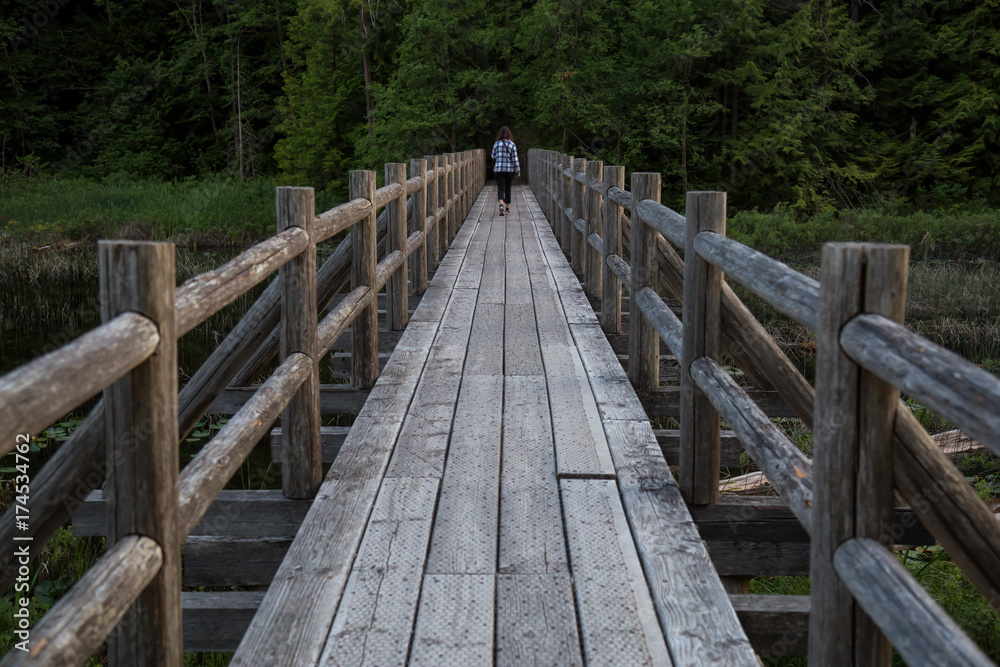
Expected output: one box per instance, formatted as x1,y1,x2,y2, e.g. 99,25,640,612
231,185,755,666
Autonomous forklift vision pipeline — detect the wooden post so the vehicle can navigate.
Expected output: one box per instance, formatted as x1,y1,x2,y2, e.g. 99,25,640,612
385,162,408,331
350,170,379,389
679,191,726,506
584,160,604,297
412,158,429,292
438,154,448,259
628,172,661,391
560,155,574,255
99,240,181,667
600,166,625,334
448,153,458,241
572,157,587,276
424,155,439,271
276,187,321,500
810,243,908,667
552,152,560,232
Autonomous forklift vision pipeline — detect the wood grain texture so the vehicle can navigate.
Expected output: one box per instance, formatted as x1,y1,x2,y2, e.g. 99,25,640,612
833,538,994,667
842,312,1000,458
276,187,322,500
729,594,809,657
409,575,494,667
99,240,181,667
495,574,582,667
230,321,437,666
584,160,603,298
627,172,661,391
560,478,671,666
350,170,380,389
1,536,162,667
179,353,310,538
571,157,587,276
0,312,158,459
208,384,369,416
385,163,409,331
181,591,263,652
411,158,429,295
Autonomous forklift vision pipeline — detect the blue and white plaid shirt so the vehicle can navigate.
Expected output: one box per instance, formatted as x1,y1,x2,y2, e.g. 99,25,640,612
491,139,520,175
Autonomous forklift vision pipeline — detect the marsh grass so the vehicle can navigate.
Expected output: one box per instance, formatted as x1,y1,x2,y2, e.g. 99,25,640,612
0,177,342,246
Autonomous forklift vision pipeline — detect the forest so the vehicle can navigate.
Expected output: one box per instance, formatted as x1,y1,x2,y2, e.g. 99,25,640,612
2,0,999,214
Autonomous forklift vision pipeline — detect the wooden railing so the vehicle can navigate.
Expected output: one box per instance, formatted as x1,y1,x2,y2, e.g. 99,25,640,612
0,149,485,666
529,148,1000,667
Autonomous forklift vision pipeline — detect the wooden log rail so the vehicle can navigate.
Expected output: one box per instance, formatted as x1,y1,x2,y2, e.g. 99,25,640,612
528,147,1000,665
0,149,485,666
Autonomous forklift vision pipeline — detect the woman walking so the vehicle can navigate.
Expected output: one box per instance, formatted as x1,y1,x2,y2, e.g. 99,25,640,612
491,126,520,216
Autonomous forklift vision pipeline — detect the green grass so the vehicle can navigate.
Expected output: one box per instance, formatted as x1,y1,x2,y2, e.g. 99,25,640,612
0,177,342,246
729,203,1000,262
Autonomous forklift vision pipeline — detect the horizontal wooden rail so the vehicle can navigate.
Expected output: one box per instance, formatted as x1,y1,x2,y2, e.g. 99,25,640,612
833,538,993,667
633,287,681,354
315,197,371,243
692,230,820,330
0,312,158,458
175,227,309,336
635,199,685,247
0,535,162,667
376,249,405,291
842,313,1000,458
318,286,374,356
587,232,602,254
690,357,813,530
178,353,311,538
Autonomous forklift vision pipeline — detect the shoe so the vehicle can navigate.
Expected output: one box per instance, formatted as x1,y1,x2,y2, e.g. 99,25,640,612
505,206,511,215
498,202,504,216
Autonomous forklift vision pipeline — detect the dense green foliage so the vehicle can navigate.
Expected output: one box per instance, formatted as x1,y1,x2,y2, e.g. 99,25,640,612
3,0,999,211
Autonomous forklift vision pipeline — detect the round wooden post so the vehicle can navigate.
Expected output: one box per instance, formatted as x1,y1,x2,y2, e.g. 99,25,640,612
424,155,440,271
679,191,726,505
584,160,604,297
551,152,560,231
628,173,661,391
600,166,625,334
350,170,379,389
438,154,448,261
412,158,429,293
276,187,322,500
810,243,908,667
99,240,181,667
571,157,587,276
386,163,409,331
560,155,574,255
448,153,458,241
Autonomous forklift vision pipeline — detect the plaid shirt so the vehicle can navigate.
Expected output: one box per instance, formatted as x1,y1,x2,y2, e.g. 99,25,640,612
491,139,520,174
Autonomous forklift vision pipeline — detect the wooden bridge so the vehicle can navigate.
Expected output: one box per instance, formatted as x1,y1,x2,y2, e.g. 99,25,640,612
2,147,999,666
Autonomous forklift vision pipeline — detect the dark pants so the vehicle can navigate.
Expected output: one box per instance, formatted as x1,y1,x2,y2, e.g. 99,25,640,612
496,172,514,205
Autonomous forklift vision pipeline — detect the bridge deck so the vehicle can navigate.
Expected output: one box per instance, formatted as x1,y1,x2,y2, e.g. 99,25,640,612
232,186,756,666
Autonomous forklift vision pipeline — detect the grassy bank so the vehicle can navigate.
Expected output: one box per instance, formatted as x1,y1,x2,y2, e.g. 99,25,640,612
0,177,342,247
730,203,1000,262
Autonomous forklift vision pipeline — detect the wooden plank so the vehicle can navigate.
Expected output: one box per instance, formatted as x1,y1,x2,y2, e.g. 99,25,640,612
560,478,671,666
569,322,624,378
425,375,504,575
638,386,796,419
230,319,438,666
270,426,347,462
181,591,262,653
504,303,544,376
499,375,568,574
320,478,438,667
729,594,809,657
601,419,757,665
465,302,505,375
542,345,615,477
183,536,291,587
208,384,368,415
592,376,649,422
495,574,582,667
409,574,494,666
657,429,743,467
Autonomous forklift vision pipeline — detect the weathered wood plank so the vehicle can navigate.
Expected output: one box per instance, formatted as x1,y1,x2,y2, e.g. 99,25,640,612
505,303,544,376
499,375,568,574
495,573,582,667
560,478,671,666
729,594,809,657
181,591,263,653
208,384,369,415
320,478,438,667
638,385,796,419
270,426,348,463
425,375,504,575
409,575,494,666
230,320,438,666
465,302,505,375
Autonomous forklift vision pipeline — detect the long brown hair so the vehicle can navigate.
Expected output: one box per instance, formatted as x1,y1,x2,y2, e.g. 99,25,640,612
496,126,513,142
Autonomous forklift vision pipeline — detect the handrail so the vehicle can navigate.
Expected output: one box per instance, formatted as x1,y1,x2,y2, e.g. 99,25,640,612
0,147,487,666
0,312,159,457
528,146,1000,663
